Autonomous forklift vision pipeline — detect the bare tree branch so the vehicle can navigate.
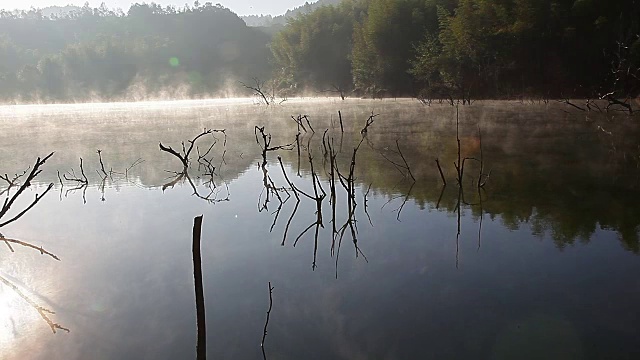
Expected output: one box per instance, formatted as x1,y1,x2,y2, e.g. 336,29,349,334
0,236,59,260
1,152,55,228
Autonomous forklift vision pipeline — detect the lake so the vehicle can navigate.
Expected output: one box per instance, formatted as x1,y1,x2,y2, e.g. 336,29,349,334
1,98,639,359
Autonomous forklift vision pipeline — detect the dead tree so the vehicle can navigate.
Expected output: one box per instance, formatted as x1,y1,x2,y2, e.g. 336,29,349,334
291,115,314,134
1,153,69,333
374,140,416,182
600,92,633,114
255,129,291,216
603,35,639,113
58,157,89,203
332,137,368,266
159,129,220,171
240,77,275,106
255,126,294,169
160,129,229,204
63,157,88,185
320,84,346,100
558,98,586,112
360,112,379,135
0,169,28,198
1,153,55,228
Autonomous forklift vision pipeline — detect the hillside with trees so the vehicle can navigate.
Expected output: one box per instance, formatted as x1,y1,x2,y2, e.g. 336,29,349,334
0,0,638,103
271,0,640,100
0,2,271,102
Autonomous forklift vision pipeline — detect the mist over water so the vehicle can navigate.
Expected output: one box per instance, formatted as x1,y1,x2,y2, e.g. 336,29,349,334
0,99,639,359
1,0,638,356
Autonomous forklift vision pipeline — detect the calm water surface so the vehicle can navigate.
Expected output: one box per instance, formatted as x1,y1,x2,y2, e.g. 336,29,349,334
0,99,639,359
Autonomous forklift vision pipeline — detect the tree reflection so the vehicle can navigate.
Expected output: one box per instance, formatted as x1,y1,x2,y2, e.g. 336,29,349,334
266,105,640,266
162,171,230,204
252,118,376,275
350,106,640,254
57,151,145,203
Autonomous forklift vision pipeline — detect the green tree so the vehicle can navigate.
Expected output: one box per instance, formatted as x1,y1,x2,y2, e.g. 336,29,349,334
271,2,360,94
352,0,430,96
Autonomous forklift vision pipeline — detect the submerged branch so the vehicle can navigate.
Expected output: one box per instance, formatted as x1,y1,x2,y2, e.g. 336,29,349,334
360,112,379,135
0,183,53,228
0,236,60,260
63,157,88,184
241,77,272,105
1,152,55,228
159,129,220,171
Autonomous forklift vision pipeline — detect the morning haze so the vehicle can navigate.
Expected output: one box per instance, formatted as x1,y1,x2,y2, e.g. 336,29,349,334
0,1,639,360
0,0,636,103
1,0,309,16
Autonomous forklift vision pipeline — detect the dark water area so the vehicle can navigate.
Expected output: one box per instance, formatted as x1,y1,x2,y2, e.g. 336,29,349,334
0,98,639,359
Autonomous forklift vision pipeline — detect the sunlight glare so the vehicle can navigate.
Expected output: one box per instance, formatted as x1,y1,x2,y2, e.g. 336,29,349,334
0,285,20,347
0,278,42,351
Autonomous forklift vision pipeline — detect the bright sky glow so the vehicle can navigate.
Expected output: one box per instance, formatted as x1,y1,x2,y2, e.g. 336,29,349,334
0,0,315,16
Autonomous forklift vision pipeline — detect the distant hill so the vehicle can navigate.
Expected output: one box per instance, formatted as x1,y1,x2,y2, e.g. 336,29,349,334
0,3,273,102
242,0,341,27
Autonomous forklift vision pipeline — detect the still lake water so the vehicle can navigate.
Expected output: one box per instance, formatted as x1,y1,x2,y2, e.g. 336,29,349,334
0,98,639,359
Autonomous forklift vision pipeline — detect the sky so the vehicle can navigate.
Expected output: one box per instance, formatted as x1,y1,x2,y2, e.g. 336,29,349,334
0,0,313,16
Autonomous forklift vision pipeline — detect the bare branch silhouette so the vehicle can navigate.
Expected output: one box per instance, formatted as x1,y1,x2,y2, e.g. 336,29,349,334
0,236,60,260
159,129,224,171
63,157,88,185
261,282,275,360
1,153,55,228
360,112,379,135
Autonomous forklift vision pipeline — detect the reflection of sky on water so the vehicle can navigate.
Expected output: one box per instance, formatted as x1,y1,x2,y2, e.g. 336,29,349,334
1,165,638,359
1,100,639,359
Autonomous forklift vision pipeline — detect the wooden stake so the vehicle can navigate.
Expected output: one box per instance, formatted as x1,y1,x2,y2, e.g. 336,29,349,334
193,215,206,360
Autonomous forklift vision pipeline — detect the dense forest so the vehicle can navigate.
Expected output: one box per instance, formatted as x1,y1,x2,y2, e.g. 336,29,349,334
0,0,639,102
272,0,640,99
0,2,271,102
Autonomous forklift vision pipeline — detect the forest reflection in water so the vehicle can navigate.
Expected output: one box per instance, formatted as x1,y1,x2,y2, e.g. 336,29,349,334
0,99,639,359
